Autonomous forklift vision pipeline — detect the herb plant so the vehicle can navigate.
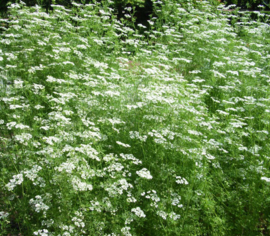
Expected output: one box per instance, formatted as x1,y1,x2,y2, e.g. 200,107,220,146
0,1,270,235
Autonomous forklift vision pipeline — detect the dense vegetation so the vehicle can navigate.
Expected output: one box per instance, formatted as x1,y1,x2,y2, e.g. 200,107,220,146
1,0,270,235
1,0,270,15
225,0,270,9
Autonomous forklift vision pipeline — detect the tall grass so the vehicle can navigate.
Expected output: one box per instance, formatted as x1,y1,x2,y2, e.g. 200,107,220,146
0,1,270,235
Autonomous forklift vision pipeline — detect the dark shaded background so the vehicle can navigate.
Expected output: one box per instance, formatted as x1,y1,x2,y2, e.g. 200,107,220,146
0,0,269,16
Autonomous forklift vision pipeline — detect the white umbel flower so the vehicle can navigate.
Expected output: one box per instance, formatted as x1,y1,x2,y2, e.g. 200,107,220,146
136,168,153,179
261,177,270,182
131,207,146,218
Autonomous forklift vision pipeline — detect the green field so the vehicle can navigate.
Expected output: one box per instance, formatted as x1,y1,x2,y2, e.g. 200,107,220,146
0,1,270,235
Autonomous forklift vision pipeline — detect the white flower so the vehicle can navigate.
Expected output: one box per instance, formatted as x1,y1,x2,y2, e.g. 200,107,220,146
40,126,50,130
75,144,100,161
105,162,124,172
120,153,142,165
33,83,45,90
105,90,120,97
129,131,147,142
14,79,24,88
33,229,49,236
77,44,87,49
189,70,201,74
29,196,49,213
125,7,132,11
261,177,270,182
6,174,23,191
34,105,45,110
55,162,76,174
118,179,131,191
169,212,181,221
157,210,167,220
121,226,132,236
188,130,202,136
9,104,23,109
175,176,188,185
43,136,60,145
24,165,42,181
211,70,225,78
103,153,115,162
71,177,93,192
63,61,75,65
138,24,146,28
0,211,9,219
105,179,133,196
205,154,216,160
6,122,16,129
131,207,146,218
136,168,153,179
46,76,57,82
127,196,137,203
72,216,85,228
116,141,131,148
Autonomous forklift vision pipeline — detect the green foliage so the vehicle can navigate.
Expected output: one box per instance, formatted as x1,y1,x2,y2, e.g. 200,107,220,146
225,0,270,9
0,0,270,235
115,0,145,7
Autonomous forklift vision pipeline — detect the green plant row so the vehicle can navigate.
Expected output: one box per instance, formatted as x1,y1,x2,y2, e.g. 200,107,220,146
0,0,270,235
